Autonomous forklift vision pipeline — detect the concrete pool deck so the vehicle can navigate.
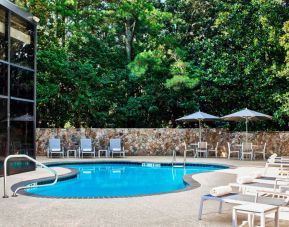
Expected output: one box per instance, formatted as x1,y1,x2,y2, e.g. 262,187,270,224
0,156,289,227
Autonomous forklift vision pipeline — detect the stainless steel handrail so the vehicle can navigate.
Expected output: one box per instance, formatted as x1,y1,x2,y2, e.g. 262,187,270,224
3,154,58,198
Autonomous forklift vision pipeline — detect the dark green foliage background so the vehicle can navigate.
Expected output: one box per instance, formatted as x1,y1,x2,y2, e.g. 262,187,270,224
12,0,289,129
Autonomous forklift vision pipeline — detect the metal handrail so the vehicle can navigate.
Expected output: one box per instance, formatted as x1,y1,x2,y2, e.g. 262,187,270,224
3,154,58,198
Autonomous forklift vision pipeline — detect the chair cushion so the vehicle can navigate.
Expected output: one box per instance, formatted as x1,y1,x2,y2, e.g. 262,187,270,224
112,148,122,151
51,148,61,152
83,148,92,152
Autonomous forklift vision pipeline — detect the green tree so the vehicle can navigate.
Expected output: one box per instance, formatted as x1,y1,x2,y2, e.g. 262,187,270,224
12,0,289,129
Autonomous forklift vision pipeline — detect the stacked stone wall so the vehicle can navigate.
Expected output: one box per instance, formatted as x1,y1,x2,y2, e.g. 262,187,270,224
36,128,289,157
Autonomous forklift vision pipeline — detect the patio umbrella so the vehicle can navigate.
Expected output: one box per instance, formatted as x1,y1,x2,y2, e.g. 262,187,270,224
10,113,34,149
176,111,219,142
11,113,34,122
222,108,272,143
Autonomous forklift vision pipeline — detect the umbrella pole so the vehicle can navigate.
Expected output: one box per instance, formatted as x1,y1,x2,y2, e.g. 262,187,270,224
245,117,248,144
199,120,202,143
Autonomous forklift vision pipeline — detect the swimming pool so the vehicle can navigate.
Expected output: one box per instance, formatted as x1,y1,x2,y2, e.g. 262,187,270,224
24,162,227,198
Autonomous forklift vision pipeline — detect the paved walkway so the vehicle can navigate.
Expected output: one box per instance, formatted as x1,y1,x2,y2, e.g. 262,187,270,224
0,157,288,227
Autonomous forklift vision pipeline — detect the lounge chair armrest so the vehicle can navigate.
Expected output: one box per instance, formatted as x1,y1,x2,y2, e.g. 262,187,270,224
256,190,289,198
275,178,289,183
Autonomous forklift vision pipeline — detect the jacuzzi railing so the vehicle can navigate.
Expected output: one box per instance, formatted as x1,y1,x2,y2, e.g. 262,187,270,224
3,154,58,198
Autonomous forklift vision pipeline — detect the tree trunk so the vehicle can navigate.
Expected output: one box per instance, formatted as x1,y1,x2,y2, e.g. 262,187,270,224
125,17,137,62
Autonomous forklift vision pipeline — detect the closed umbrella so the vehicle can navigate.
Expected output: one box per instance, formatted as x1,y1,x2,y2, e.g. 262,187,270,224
222,108,271,143
176,111,219,142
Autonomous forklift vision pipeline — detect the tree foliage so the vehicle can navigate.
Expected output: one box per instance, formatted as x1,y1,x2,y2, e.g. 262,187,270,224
13,0,289,129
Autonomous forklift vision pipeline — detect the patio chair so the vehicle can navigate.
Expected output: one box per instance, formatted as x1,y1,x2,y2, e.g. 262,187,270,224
48,138,64,158
264,155,289,176
79,138,95,158
196,142,208,158
227,142,240,159
184,142,197,158
198,190,288,220
241,142,253,160
177,142,197,165
246,176,289,187
229,178,289,194
208,142,219,158
109,138,126,158
253,143,267,160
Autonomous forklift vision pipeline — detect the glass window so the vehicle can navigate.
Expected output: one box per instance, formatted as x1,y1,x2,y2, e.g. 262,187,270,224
8,101,34,175
10,66,34,100
0,98,7,175
0,62,8,95
10,100,34,157
0,7,8,60
10,14,35,68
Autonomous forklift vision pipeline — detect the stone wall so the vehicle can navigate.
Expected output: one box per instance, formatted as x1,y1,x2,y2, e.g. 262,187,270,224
36,128,289,157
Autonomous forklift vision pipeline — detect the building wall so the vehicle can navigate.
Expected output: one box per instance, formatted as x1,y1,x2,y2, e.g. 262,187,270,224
0,1,37,175
36,128,289,157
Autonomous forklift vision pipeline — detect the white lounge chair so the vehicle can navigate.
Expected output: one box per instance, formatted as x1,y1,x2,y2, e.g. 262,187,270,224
109,138,126,158
264,155,289,176
227,142,240,159
198,190,289,220
229,179,289,194
79,138,95,158
48,138,64,158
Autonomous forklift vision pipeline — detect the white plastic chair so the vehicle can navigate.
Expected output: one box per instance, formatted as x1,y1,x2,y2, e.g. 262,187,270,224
48,138,64,158
208,142,219,158
241,142,253,160
183,142,197,162
109,139,125,158
254,143,267,160
227,142,240,159
79,138,95,158
196,142,208,158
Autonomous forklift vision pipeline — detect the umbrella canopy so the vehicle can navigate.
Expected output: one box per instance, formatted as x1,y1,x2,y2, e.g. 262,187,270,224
11,113,34,121
222,108,272,143
10,114,34,146
176,111,219,122
222,108,272,121
176,111,219,142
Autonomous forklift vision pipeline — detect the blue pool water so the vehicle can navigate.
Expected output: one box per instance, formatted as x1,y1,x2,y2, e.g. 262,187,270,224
26,163,227,198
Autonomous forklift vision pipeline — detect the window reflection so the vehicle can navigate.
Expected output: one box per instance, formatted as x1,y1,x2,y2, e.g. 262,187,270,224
10,66,34,100
10,14,34,68
0,63,8,95
0,98,7,174
10,100,34,156
0,7,8,60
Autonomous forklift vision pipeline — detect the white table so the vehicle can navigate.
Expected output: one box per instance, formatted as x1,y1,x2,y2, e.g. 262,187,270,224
67,149,77,158
98,149,109,158
232,203,279,227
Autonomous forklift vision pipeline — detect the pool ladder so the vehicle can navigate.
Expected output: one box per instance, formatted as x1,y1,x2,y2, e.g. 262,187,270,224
172,149,187,167
3,154,58,198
